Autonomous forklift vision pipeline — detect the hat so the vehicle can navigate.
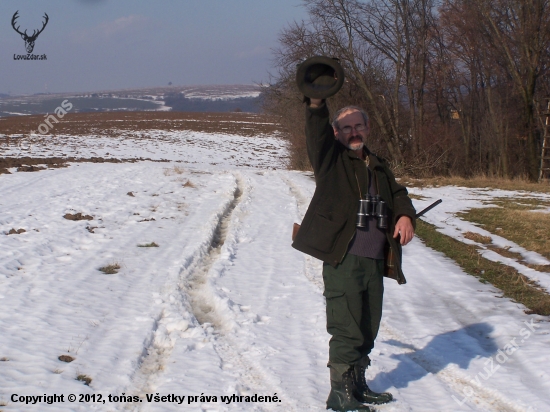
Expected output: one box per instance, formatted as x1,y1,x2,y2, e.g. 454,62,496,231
296,56,345,99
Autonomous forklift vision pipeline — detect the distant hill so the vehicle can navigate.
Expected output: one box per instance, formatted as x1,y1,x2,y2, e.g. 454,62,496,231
0,85,263,117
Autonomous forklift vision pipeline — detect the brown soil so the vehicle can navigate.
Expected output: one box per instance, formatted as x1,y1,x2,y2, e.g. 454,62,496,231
0,111,280,137
0,156,169,175
0,111,282,174
64,213,93,221
98,264,120,275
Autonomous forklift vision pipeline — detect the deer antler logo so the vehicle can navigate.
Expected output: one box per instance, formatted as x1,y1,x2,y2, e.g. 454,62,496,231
11,11,49,54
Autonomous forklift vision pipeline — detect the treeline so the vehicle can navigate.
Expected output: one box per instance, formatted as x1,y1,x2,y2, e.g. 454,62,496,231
262,0,550,179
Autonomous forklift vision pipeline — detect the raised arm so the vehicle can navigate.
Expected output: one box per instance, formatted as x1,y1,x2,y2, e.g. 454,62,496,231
305,99,338,178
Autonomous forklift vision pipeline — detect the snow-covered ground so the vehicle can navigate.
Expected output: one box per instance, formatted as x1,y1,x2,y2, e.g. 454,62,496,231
0,130,549,411
2,130,287,170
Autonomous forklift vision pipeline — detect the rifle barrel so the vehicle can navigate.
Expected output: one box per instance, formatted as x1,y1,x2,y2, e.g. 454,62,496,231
415,199,442,219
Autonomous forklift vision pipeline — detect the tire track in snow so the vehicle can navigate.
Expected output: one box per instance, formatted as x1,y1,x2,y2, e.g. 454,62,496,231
122,173,244,410
129,172,298,411
183,172,300,411
185,172,243,331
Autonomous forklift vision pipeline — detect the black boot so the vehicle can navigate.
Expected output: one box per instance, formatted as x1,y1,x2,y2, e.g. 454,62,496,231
326,366,374,411
352,363,393,405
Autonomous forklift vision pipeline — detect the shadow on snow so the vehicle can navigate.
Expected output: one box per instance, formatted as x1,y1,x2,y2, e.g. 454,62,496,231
375,322,498,390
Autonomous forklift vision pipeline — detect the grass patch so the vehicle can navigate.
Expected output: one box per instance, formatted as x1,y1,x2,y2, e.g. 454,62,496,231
486,245,523,260
458,201,550,260
464,231,492,244
137,242,159,248
402,175,550,193
164,166,186,176
486,197,550,210
98,263,120,274
486,245,550,273
416,220,550,315
183,179,196,188
76,374,92,386
528,264,550,272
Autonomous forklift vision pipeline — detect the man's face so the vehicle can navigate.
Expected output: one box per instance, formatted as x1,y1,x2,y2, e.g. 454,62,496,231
333,109,369,151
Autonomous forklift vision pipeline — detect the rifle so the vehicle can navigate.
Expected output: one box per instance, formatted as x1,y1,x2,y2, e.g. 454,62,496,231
415,199,442,219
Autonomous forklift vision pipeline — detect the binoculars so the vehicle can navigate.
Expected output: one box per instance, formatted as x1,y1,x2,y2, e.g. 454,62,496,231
356,195,388,229
296,56,345,99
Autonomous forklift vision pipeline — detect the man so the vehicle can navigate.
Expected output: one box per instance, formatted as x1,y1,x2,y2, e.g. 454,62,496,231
292,97,416,411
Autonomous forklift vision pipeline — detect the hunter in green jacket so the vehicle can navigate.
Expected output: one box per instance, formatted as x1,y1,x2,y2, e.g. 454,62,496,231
291,99,416,411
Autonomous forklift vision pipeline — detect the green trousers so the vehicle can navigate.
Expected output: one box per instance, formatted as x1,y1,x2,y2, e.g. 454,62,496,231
323,253,384,366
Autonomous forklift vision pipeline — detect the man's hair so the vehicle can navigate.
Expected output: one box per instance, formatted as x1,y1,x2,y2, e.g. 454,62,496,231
331,106,369,130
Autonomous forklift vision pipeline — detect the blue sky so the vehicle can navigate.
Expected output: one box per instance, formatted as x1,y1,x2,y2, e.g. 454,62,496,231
0,0,307,95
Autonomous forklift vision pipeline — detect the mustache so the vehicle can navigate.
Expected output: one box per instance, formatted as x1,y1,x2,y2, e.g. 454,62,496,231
347,135,363,144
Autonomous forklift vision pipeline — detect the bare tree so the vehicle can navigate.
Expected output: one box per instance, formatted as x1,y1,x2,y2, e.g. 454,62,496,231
472,0,550,180
263,0,550,179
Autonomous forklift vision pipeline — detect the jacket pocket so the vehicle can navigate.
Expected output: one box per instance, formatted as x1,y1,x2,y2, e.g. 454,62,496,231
324,290,351,327
307,210,347,253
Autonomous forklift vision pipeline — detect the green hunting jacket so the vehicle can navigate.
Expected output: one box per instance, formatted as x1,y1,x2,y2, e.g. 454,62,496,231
291,103,416,284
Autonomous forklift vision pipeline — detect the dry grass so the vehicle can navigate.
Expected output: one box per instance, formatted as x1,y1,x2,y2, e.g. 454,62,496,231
58,355,75,363
401,175,550,193
64,213,93,221
137,242,159,248
76,374,92,386
464,232,492,244
408,194,427,200
98,263,121,274
183,180,196,188
527,263,550,272
164,166,186,176
458,203,550,260
487,245,523,260
486,245,550,273
488,197,550,209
